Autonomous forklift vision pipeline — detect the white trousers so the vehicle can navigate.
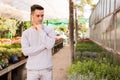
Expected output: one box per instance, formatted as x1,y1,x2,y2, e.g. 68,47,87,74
27,68,52,80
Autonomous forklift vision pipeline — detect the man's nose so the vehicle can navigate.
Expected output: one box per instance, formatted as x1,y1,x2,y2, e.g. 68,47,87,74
39,16,43,20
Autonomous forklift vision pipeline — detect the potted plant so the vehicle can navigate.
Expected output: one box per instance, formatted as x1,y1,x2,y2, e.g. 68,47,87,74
7,48,19,64
0,48,9,69
15,48,25,61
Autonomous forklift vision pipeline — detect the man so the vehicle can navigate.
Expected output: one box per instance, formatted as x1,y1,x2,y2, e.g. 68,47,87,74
21,4,56,80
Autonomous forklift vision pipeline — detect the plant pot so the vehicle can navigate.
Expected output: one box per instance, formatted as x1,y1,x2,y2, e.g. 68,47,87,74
0,65,3,70
9,55,19,64
19,56,25,61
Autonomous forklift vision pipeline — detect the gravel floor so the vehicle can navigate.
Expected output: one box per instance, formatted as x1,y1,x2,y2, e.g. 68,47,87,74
53,46,71,80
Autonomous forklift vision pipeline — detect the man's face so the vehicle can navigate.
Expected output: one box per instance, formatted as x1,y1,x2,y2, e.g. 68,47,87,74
31,9,44,25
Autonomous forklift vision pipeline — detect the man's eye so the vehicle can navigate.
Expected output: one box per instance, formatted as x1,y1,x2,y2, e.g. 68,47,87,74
41,15,44,17
36,15,44,17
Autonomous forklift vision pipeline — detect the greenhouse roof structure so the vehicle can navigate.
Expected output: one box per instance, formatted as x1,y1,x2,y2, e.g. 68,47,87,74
0,0,69,21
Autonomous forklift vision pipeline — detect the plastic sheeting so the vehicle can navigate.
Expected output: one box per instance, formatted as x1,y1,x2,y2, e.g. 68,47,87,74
0,0,69,21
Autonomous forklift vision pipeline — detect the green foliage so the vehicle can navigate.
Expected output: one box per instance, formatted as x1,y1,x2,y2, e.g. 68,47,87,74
76,41,103,52
81,0,92,4
74,0,96,17
10,43,21,48
0,43,22,58
23,21,31,30
0,43,21,49
55,26,68,33
0,45,23,68
6,48,22,58
78,22,88,38
68,40,120,80
68,60,120,80
68,72,96,80
0,17,20,38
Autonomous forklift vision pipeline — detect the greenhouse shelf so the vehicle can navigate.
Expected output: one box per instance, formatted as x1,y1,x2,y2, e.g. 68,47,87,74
0,59,27,80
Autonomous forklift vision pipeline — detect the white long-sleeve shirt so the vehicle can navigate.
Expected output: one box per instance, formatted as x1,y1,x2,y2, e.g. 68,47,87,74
21,25,56,70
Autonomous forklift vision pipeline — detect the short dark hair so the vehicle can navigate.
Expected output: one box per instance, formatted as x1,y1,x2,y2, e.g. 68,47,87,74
31,4,44,14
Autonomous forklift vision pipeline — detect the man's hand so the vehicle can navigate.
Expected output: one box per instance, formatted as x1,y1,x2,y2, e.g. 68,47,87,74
35,24,43,31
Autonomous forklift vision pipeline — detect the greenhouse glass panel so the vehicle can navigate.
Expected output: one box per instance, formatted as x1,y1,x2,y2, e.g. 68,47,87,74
116,12,120,52
101,0,104,18
99,23,103,43
110,29,115,49
106,0,110,15
106,31,111,48
116,0,120,9
109,15,115,49
95,24,99,42
95,10,97,23
97,5,99,21
104,0,106,17
100,0,103,19
110,0,114,13
102,33,106,46
97,23,102,43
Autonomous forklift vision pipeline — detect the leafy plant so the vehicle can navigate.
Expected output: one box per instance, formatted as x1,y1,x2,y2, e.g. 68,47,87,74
68,60,120,80
68,40,120,80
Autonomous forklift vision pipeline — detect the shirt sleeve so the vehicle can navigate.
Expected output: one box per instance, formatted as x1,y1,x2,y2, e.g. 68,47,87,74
39,28,56,50
21,31,46,56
